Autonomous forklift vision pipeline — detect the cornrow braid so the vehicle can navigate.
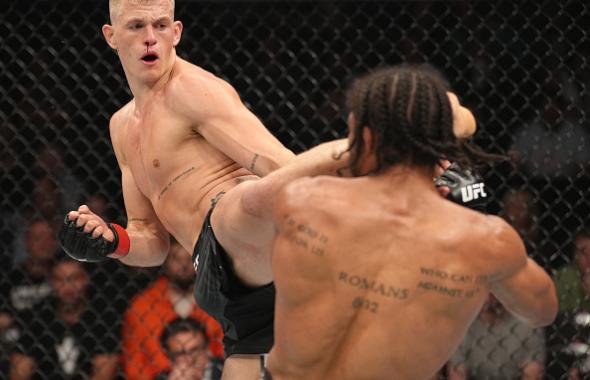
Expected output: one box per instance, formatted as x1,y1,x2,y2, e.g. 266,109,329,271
374,73,394,173
393,71,414,161
343,63,502,175
347,72,380,176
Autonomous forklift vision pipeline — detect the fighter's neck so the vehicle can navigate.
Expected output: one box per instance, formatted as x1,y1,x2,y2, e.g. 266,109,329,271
127,56,179,109
379,164,436,187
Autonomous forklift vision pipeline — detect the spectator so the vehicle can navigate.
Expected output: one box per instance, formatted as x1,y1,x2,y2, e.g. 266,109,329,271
156,318,223,380
122,240,224,380
0,218,60,371
501,189,539,252
509,96,590,179
549,228,590,378
447,295,546,380
499,189,554,266
9,257,119,379
84,192,118,224
32,142,84,212
554,228,590,314
1,219,58,315
9,175,65,265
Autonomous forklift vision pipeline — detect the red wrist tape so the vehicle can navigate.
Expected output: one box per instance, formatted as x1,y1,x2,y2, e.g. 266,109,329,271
108,223,130,259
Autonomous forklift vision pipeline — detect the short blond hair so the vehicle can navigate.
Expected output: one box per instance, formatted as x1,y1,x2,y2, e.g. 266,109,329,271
109,0,175,23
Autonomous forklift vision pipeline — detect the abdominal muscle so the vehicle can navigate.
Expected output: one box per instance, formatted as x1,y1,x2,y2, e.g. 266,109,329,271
149,162,252,253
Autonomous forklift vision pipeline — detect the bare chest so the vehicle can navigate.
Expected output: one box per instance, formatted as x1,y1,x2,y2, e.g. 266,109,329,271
122,107,193,197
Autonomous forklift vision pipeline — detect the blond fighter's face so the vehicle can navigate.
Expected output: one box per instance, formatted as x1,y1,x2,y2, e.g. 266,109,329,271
102,0,182,85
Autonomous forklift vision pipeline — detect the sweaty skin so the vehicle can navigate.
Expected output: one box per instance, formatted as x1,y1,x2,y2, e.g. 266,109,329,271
71,0,296,277
269,169,557,380
268,106,556,380
66,2,482,378
66,1,348,378
108,59,292,274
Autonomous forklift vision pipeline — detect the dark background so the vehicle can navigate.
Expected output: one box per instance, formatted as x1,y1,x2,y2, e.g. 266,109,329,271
1,1,590,378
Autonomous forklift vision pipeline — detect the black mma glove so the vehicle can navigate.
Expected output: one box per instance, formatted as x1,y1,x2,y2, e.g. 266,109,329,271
434,162,488,212
58,217,130,262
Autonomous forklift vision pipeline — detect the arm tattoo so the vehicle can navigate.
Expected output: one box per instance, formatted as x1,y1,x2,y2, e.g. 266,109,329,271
128,218,148,223
249,153,259,172
332,149,348,177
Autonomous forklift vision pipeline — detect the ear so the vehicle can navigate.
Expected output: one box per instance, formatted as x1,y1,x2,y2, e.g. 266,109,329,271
173,20,183,47
453,105,477,138
447,92,476,138
102,24,117,50
361,126,373,154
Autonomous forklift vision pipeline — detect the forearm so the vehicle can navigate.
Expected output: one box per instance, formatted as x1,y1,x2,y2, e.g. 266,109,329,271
117,226,169,267
491,259,558,327
250,146,296,177
241,139,349,218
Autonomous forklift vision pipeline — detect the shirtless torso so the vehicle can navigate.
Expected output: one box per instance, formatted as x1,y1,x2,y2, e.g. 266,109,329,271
62,2,352,377
61,1,302,377
266,64,557,380
269,169,557,380
108,57,298,285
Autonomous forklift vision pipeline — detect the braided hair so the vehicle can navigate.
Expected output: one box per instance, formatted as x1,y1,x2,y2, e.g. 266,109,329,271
345,64,498,176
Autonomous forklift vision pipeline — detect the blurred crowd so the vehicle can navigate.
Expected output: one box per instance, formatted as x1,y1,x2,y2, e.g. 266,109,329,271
1,2,590,379
0,115,589,379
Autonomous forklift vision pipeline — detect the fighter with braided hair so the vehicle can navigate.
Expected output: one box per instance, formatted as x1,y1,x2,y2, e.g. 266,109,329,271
56,4,498,374
265,64,557,380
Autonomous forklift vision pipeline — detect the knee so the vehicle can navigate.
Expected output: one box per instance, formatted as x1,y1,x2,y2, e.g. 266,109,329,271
239,180,275,219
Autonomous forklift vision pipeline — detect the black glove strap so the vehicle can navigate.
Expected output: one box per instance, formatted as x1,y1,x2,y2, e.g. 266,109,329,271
434,163,488,212
57,216,117,262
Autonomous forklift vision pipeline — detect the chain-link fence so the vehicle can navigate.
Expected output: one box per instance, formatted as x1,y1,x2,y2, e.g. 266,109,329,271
1,1,590,379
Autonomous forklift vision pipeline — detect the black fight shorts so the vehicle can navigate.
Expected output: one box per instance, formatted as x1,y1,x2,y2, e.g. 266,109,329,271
192,195,275,356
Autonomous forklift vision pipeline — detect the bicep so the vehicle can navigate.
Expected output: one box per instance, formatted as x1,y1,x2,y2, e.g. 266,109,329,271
200,103,294,175
119,166,167,239
484,217,556,325
109,111,163,231
490,256,556,325
491,258,543,305
120,166,160,228
180,76,294,176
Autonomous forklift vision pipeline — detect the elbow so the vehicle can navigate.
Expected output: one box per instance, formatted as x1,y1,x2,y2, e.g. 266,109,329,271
529,284,559,328
153,236,170,266
528,313,556,328
150,251,168,267
253,149,294,177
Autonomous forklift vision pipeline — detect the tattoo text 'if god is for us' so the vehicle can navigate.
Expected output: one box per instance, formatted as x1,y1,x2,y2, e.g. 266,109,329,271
284,216,329,257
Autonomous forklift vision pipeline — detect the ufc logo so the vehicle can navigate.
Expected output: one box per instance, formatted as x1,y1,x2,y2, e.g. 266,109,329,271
461,183,486,202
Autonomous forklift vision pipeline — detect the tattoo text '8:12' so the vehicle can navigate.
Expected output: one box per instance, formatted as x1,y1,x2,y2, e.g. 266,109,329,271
352,297,378,313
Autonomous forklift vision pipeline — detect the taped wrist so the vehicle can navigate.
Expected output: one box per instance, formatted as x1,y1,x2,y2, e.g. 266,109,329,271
107,223,130,259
